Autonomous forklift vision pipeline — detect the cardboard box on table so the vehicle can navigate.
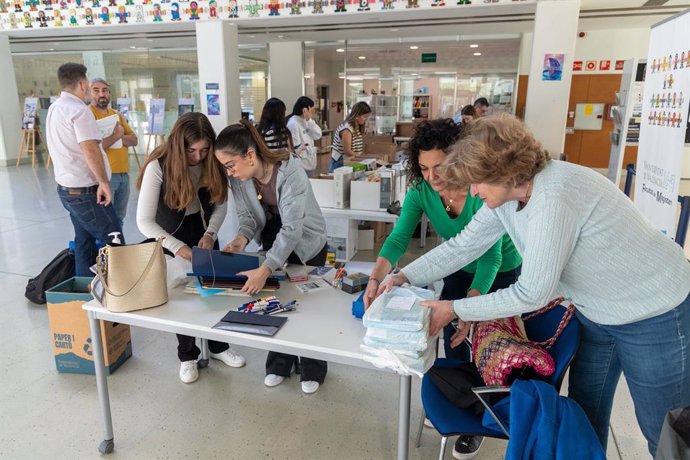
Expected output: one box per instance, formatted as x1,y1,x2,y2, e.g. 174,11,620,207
325,216,358,262
46,277,132,375
309,166,353,209
350,168,398,211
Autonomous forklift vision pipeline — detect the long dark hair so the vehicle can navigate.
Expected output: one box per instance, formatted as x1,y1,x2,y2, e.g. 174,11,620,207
287,96,315,121
136,112,228,210
256,97,291,149
216,119,290,165
405,118,463,185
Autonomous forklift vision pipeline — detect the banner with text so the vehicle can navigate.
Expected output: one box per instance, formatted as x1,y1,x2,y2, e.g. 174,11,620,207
635,10,690,238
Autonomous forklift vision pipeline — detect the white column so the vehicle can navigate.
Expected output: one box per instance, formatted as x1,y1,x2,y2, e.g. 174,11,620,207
268,42,304,106
0,35,21,166
524,0,580,157
196,21,241,135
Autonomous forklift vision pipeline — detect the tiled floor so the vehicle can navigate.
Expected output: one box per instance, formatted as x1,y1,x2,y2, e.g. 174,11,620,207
0,157,663,459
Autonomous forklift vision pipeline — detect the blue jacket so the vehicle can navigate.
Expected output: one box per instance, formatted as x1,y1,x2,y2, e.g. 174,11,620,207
483,380,605,460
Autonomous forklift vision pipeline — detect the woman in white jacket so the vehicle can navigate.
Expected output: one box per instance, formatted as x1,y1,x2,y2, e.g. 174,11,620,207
286,96,322,173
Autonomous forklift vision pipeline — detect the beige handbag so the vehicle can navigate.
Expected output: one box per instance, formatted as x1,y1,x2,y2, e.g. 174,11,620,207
96,239,168,312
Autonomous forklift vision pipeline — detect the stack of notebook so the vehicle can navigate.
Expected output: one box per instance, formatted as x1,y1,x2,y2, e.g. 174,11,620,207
186,248,280,296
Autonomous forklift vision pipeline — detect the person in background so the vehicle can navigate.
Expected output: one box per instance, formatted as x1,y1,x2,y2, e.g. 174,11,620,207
473,97,490,117
329,101,371,171
215,120,328,394
287,96,322,173
460,105,477,126
89,78,138,229
379,114,690,457
257,97,292,151
363,118,521,460
136,112,246,384
46,62,123,277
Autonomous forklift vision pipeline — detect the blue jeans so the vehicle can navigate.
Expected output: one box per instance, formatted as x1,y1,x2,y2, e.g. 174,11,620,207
58,187,123,277
109,173,130,229
329,157,343,172
568,293,690,456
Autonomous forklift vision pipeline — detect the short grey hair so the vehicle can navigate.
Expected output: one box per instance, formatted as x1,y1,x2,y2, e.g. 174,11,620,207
90,77,109,87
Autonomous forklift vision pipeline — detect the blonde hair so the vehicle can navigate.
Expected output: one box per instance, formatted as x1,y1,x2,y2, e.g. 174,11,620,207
442,113,551,188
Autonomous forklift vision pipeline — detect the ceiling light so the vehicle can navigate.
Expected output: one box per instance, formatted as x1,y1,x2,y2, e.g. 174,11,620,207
129,46,136,49
409,45,419,50
249,35,255,38
277,35,285,39
473,52,482,56
358,56,366,60
390,28,398,32
470,44,479,48
48,48,55,51
336,48,345,53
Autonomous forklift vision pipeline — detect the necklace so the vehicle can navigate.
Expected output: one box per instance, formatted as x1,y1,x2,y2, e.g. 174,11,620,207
253,163,273,201
444,198,453,212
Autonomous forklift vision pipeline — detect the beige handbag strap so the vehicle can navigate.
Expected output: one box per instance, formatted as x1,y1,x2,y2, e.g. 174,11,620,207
97,239,163,298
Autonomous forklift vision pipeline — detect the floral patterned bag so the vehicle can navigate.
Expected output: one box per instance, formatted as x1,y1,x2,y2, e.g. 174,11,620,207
471,298,574,386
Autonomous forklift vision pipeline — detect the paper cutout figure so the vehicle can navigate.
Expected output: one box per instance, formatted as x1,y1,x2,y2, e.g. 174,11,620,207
116,4,127,22
170,2,180,19
22,11,32,26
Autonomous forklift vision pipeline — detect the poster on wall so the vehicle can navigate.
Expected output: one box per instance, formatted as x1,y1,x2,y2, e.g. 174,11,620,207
148,98,166,135
205,83,220,116
634,10,690,238
178,97,195,117
116,98,131,122
542,54,564,81
22,97,39,129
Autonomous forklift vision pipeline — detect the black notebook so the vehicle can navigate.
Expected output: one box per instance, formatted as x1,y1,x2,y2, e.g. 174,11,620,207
212,311,287,337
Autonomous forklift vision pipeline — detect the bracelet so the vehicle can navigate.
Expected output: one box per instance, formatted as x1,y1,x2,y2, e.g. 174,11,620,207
448,301,458,319
204,231,216,239
369,278,381,285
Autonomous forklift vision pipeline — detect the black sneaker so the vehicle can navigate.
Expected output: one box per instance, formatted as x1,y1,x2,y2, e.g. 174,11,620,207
452,435,484,460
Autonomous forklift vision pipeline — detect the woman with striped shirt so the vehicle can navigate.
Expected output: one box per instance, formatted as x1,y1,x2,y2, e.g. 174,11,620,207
329,101,371,171
257,98,292,151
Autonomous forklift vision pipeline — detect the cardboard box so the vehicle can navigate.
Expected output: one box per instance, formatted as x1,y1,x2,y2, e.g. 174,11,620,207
325,216,358,262
342,273,369,294
363,143,397,163
373,221,389,243
46,277,132,375
358,229,375,251
309,166,353,209
350,168,398,211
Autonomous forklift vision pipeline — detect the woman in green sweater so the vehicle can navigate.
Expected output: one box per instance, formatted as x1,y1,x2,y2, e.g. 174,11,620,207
364,118,522,358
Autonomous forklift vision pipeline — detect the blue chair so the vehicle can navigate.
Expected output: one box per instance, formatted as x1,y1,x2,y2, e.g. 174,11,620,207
416,304,581,459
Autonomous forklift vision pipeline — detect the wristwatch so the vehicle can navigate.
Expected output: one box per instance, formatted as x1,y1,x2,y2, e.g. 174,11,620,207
204,230,216,240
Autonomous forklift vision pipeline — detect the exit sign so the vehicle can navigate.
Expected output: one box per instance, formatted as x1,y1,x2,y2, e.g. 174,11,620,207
421,53,437,63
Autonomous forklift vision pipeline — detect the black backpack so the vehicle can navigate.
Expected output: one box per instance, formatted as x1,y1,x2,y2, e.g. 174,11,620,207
25,248,75,304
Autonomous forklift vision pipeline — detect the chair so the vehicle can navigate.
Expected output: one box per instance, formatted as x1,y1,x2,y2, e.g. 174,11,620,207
415,305,581,460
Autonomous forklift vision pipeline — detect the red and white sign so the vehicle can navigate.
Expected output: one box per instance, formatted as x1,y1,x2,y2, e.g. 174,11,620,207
585,60,597,71
599,60,611,71
573,61,583,71
615,60,625,70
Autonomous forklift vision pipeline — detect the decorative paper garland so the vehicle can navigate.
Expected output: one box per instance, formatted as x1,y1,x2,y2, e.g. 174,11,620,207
0,0,532,29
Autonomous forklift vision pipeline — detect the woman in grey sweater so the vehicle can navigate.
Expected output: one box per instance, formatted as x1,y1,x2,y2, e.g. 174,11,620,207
215,120,328,395
379,114,690,456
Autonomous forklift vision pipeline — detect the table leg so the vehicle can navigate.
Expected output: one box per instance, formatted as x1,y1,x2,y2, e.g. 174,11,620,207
199,338,210,368
88,311,115,454
397,374,411,460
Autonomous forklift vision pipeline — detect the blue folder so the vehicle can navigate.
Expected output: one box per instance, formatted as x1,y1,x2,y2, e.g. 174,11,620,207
190,247,263,279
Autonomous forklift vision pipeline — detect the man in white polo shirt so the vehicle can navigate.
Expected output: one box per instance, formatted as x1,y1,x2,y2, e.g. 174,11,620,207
46,62,124,276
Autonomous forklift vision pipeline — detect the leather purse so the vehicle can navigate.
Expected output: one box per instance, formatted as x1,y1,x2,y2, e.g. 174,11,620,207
471,298,574,386
96,239,168,312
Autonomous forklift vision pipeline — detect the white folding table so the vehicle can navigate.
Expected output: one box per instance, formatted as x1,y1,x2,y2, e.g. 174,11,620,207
84,280,413,459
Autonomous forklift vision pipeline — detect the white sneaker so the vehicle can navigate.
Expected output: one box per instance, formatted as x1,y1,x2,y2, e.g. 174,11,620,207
264,374,285,387
179,360,199,383
301,380,320,394
210,348,246,368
